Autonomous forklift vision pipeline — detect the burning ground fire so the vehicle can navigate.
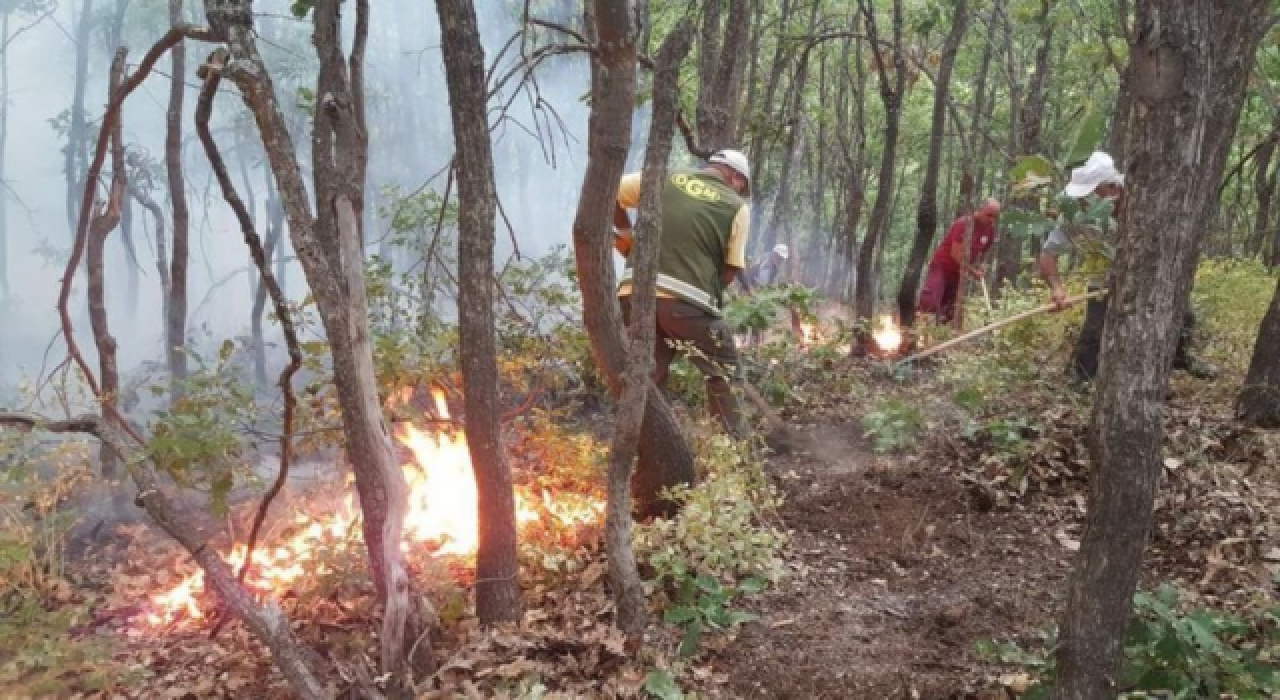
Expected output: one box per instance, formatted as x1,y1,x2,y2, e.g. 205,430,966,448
872,314,903,355
146,391,604,627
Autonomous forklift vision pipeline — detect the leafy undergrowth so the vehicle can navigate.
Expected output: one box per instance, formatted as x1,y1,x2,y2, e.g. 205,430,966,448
703,265,1279,698
0,409,785,699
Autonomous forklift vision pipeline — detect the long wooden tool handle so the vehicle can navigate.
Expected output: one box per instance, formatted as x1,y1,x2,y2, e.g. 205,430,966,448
897,289,1108,366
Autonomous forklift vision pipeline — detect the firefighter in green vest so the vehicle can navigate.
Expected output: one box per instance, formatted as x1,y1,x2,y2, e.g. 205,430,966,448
613,149,752,438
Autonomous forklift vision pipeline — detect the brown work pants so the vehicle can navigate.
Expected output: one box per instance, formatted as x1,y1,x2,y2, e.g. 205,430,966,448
619,296,748,438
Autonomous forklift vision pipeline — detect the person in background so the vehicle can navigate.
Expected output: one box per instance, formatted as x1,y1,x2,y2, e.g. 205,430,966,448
612,149,752,438
1038,150,1215,381
917,197,1002,323
743,243,789,292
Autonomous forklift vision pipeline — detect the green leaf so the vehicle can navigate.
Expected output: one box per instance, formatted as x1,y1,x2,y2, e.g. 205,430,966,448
663,606,699,625
643,669,684,700
693,574,723,594
218,338,235,363
1010,154,1054,186
678,619,703,658
737,577,768,595
1065,103,1108,169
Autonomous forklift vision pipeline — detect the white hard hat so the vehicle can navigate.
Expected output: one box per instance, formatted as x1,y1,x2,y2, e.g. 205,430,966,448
709,149,751,193
772,244,789,259
1063,151,1125,198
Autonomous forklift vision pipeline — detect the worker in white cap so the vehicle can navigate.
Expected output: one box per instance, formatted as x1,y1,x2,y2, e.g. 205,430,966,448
1039,151,1213,381
612,148,753,438
743,243,789,292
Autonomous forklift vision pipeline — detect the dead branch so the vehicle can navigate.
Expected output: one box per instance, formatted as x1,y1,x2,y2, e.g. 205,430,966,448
194,47,304,588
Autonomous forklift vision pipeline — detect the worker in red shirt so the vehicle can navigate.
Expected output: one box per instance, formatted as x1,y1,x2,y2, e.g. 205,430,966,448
917,197,1001,323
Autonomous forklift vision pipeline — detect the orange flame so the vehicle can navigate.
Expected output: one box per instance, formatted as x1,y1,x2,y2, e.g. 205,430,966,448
144,389,603,627
872,315,903,354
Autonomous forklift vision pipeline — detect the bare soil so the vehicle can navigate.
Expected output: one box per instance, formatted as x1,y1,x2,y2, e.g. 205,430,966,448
711,424,1075,699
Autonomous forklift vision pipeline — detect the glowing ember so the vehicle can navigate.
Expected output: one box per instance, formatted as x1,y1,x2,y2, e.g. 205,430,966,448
798,321,818,345
872,315,903,354
145,390,603,627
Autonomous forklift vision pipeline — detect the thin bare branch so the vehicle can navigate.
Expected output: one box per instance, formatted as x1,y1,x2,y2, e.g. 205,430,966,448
194,47,303,587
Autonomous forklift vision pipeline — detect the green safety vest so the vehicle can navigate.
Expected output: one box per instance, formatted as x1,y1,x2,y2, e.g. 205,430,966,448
619,169,744,316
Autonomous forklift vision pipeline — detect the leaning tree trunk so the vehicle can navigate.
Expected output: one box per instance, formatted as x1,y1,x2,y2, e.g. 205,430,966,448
571,0,696,520
166,0,190,399
896,0,968,327
1053,3,1270,697
434,0,522,626
607,18,693,641
1236,273,1280,428
851,0,906,355
205,0,428,685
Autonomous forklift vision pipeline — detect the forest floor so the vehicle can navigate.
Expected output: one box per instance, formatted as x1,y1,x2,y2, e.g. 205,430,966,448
709,359,1280,700
712,417,1070,699
4,311,1278,699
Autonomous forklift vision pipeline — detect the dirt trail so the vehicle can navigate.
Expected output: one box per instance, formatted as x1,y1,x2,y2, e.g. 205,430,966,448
712,424,1075,699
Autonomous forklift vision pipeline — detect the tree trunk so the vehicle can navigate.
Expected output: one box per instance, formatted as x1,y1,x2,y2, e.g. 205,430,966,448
572,0,696,520
207,0,429,683
695,0,749,151
88,52,127,480
745,0,794,188
166,0,190,399
851,0,906,355
1237,273,1280,428
434,0,522,626
104,0,140,315
1251,118,1279,263
66,0,93,236
996,0,1053,294
1053,3,1270,696
1104,0,1134,161
608,18,693,641
896,0,968,327
762,1,818,253
251,173,282,387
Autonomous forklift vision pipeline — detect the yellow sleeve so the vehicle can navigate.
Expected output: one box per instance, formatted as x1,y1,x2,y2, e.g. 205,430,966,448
726,204,750,269
616,173,642,210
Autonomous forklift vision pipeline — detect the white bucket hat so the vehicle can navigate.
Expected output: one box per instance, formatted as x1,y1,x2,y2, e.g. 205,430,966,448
709,149,751,194
772,244,790,259
1063,151,1125,198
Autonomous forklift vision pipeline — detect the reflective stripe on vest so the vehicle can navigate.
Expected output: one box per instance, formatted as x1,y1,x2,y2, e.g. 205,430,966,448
618,269,721,316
